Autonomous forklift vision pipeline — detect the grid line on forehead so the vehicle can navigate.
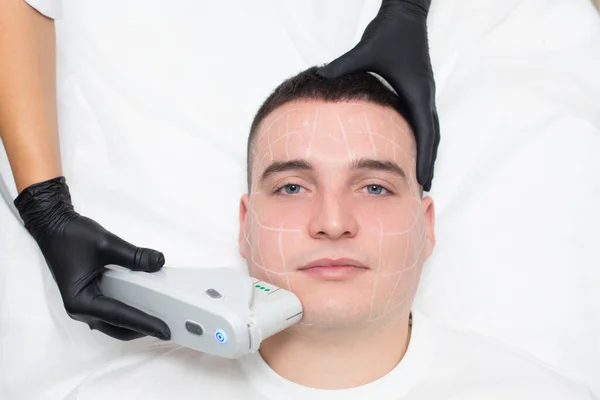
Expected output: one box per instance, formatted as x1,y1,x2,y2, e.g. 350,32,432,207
249,105,417,189
334,110,353,160
252,103,413,157
246,66,415,191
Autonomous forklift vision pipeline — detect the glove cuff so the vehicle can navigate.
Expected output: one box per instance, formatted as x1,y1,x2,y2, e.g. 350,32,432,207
14,176,77,244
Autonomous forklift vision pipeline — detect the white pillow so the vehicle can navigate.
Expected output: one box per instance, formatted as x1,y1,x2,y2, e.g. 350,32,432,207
416,0,600,395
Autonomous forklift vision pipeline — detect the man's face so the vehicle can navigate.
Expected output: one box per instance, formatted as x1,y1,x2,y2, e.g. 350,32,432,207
238,99,435,334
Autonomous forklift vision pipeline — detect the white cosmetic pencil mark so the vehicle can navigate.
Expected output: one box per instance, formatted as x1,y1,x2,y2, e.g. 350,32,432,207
254,108,307,163
267,127,273,161
376,226,426,321
378,230,426,279
249,201,269,278
258,223,301,233
335,111,353,160
244,229,270,280
392,130,397,161
344,130,411,161
368,299,410,322
253,128,308,187
259,130,306,150
369,219,385,319
277,231,292,292
278,222,292,291
244,224,293,278
255,108,306,144
285,114,290,160
383,206,421,235
305,108,319,159
247,210,274,283
382,235,411,315
365,117,377,157
337,103,411,141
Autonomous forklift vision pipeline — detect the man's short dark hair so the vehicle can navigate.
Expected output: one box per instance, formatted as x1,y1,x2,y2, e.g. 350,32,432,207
247,66,415,192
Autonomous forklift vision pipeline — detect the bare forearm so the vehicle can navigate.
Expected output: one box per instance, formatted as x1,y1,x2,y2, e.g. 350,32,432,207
0,0,61,194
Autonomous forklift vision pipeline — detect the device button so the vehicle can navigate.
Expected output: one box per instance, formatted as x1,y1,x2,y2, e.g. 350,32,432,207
185,320,204,336
215,330,227,344
205,288,222,299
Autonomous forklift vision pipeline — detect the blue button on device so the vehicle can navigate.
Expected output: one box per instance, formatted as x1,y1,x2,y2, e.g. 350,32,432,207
215,330,227,344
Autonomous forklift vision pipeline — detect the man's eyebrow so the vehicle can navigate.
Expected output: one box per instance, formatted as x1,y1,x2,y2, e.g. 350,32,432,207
258,157,406,183
350,158,407,180
259,159,314,183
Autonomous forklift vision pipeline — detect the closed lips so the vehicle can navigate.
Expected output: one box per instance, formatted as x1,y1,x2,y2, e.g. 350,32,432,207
299,258,369,270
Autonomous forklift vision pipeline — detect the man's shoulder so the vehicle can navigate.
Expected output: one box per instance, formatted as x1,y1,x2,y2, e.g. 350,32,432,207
416,313,595,399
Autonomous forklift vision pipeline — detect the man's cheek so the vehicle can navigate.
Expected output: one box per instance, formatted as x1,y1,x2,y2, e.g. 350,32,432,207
247,227,280,270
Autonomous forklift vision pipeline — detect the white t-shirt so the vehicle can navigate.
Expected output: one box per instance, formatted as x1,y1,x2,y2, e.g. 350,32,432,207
64,310,594,400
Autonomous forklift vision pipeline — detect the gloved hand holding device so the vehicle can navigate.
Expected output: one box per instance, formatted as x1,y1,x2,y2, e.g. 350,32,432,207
14,177,171,341
0,0,169,341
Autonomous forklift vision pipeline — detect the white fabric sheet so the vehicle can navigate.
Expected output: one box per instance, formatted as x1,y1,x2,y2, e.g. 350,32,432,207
61,311,596,400
1,0,600,398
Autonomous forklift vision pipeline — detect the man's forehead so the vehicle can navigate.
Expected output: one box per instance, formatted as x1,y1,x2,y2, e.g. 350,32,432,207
255,100,409,140
252,100,414,165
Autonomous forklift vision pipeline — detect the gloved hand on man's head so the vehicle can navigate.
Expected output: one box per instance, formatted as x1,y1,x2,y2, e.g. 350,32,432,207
318,0,439,192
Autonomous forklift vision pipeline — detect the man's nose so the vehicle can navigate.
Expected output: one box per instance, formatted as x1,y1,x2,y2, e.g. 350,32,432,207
308,194,358,240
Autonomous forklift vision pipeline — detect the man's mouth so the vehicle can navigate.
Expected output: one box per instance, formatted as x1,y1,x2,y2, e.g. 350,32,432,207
299,257,369,270
298,258,369,280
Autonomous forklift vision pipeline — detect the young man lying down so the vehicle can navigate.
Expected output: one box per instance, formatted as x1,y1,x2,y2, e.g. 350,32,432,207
71,68,595,400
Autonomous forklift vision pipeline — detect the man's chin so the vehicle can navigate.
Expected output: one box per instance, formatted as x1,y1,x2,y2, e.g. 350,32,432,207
294,295,373,329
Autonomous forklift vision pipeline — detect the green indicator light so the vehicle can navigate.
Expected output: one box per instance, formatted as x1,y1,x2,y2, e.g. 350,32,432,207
255,284,261,288
260,286,265,290
265,288,271,292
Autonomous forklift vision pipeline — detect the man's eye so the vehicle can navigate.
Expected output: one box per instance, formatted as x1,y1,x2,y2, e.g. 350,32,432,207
274,183,391,196
275,183,305,195
362,184,390,196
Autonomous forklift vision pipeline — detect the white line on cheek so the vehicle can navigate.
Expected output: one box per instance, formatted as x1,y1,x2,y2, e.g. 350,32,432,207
383,235,410,315
248,209,274,283
278,222,292,291
368,298,410,323
382,205,421,236
245,223,294,279
369,218,385,319
379,228,427,319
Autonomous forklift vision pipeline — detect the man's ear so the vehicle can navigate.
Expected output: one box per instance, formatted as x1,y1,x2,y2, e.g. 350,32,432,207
238,194,250,259
422,196,436,259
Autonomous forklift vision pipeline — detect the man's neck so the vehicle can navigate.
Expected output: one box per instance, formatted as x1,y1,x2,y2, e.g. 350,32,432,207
258,314,412,390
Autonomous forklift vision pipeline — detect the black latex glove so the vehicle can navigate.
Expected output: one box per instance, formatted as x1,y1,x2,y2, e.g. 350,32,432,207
318,0,440,192
14,176,171,341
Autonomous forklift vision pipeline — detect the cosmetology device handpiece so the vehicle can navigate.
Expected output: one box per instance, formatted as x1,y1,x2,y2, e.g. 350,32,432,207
99,265,303,359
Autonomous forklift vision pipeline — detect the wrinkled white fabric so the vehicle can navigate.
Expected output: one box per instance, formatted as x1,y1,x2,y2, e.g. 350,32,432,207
2,0,600,398
24,0,62,19
61,311,595,400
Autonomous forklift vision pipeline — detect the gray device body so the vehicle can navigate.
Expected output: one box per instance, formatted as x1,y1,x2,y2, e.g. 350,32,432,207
100,265,303,359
